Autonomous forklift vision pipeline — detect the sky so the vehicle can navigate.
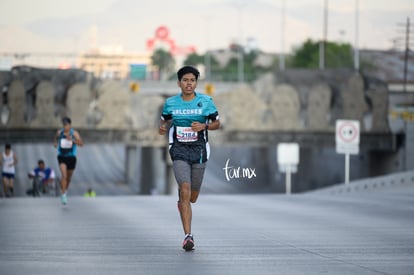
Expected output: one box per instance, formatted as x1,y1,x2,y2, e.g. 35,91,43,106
0,0,413,56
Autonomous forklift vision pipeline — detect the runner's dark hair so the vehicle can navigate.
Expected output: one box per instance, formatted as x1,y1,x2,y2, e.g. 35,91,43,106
177,66,200,81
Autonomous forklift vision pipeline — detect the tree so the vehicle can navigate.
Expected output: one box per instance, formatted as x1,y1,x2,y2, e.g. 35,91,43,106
182,53,204,66
182,52,222,81
289,39,353,69
181,47,278,82
244,50,264,82
151,48,175,80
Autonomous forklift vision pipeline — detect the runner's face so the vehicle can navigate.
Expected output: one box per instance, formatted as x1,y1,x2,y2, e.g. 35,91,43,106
63,123,71,131
178,73,197,96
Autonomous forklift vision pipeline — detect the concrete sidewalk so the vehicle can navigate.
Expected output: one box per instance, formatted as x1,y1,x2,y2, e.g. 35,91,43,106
1,186,413,275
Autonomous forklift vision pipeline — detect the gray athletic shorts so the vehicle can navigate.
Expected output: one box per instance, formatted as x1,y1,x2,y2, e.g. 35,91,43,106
173,160,206,191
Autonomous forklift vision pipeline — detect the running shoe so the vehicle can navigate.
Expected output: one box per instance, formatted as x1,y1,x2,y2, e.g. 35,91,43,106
182,233,194,251
61,193,68,205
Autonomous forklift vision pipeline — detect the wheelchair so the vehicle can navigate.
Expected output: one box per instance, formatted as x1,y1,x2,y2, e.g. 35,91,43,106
28,176,59,197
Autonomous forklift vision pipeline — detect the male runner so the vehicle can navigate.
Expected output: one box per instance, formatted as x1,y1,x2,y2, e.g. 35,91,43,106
1,144,18,197
159,65,220,251
54,117,83,205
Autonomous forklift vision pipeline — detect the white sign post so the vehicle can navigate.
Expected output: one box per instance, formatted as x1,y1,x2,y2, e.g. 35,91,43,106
335,120,360,184
277,143,299,194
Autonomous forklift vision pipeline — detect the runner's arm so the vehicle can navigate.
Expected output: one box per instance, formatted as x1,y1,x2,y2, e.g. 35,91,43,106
53,130,60,148
159,118,170,135
73,130,84,146
206,110,220,130
159,113,172,135
190,120,219,132
205,119,220,131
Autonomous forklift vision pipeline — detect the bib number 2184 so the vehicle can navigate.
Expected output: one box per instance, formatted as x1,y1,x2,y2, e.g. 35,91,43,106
176,126,198,142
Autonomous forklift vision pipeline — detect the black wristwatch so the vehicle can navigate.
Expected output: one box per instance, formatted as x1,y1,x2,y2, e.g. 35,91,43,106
205,124,209,130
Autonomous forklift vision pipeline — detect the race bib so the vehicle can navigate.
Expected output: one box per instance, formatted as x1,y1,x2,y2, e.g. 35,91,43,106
60,138,73,149
176,126,198,142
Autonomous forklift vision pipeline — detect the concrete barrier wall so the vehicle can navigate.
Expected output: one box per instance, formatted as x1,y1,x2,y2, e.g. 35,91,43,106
0,67,391,134
310,170,414,195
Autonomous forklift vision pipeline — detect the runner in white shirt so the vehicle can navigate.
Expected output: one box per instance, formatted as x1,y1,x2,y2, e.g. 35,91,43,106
1,144,18,197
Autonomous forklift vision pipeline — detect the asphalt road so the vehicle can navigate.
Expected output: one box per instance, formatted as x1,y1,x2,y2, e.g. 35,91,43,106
1,186,413,275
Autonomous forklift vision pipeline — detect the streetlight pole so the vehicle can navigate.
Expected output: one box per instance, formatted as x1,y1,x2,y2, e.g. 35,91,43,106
204,16,211,81
354,0,360,72
236,3,245,82
319,0,328,70
279,0,286,71
403,17,410,93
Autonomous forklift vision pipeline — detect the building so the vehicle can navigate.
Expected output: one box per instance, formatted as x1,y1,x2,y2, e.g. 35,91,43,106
78,46,152,80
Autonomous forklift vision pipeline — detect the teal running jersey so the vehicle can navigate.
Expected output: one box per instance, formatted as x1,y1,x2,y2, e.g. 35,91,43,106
161,92,218,127
161,92,219,164
57,128,77,157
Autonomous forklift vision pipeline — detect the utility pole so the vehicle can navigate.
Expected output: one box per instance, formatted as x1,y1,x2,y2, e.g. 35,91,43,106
319,0,328,70
403,17,411,93
394,17,413,93
354,0,360,72
204,16,211,81
394,17,413,172
236,3,245,83
402,17,411,171
279,0,286,71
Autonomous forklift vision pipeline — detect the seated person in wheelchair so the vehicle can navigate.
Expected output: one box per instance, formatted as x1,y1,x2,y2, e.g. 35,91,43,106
28,159,55,194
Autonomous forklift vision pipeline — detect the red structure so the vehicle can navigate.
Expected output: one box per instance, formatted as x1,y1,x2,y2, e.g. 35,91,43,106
146,26,196,55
